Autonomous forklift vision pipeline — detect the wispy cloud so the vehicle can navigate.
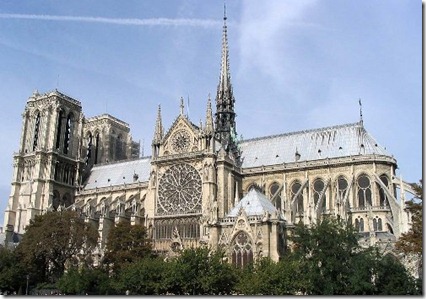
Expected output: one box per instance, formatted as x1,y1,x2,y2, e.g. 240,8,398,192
0,13,222,28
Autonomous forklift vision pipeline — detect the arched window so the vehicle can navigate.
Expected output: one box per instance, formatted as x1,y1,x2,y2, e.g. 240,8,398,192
94,132,100,164
378,175,389,207
373,218,378,231
32,112,41,151
270,182,281,210
291,181,304,213
359,218,364,232
378,218,383,231
116,134,123,160
337,176,348,202
62,193,72,208
313,178,326,211
85,132,93,165
354,217,364,232
231,231,253,268
357,174,372,208
63,113,73,154
55,110,64,150
52,190,60,211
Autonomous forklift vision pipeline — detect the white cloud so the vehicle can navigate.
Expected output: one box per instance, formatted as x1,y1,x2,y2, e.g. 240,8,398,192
236,0,319,83
0,13,222,28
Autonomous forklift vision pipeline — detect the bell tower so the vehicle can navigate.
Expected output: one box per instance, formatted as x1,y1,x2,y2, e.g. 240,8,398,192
4,90,84,234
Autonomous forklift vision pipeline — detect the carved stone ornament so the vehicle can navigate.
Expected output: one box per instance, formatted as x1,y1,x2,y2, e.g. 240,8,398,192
170,129,192,153
157,163,202,215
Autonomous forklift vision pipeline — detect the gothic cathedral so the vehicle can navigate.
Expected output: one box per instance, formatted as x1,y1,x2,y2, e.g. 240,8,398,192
3,12,416,267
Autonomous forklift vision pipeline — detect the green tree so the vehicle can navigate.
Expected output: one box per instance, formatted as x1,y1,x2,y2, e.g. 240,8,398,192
234,258,279,295
166,247,237,295
396,180,422,256
102,221,153,272
15,210,98,284
57,267,111,295
289,217,360,295
111,257,169,295
0,247,26,294
374,253,418,295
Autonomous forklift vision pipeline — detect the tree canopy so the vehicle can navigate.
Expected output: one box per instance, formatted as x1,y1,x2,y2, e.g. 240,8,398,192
396,180,422,256
102,221,153,271
15,210,98,284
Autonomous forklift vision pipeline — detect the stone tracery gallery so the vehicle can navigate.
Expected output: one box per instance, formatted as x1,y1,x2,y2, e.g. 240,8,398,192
3,11,417,269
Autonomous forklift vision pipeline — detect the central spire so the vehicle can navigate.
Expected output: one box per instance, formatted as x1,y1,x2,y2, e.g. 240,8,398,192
214,4,238,159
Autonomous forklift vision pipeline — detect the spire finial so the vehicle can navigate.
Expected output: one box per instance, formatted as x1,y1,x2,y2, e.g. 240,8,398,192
224,1,227,21
180,97,185,116
359,98,363,126
152,104,163,146
205,94,214,135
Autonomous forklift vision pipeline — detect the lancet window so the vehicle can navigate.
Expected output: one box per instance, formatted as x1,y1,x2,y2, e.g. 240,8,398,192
55,110,64,150
32,112,41,151
357,174,372,208
313,178,326,211
231,231,254,268
291,181,304,213
337,176,349,204
378,175,389,207
63,113,73,154
269,182,281,210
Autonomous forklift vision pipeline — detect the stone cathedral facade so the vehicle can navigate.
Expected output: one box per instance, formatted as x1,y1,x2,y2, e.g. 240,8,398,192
3,14,416,267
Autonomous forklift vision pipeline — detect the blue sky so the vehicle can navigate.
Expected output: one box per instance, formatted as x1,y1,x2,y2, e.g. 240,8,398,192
0,1,422,226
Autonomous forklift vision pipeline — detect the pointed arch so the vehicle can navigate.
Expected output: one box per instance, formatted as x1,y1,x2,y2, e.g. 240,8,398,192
32,111,41,151
230,231,253,268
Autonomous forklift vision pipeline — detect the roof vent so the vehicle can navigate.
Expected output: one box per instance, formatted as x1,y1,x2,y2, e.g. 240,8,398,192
339,146,342,150
295,151,301,161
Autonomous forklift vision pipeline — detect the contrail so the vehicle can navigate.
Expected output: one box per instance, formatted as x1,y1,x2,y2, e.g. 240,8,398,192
0,13,222,28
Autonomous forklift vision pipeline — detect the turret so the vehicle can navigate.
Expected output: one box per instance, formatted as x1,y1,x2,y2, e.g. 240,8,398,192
152,105,163,157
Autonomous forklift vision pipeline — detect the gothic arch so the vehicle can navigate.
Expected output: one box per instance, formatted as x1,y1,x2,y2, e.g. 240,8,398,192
312,177,326,210
230,230,254,268
377,173,390,207
269,181,282,210
32,110,41,151
356,173,372,208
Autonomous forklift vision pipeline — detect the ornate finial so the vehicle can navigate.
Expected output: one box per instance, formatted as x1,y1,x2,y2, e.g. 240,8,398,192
152,104,163,145
180,97,185,116
205,94,214,135
359,98,363,126
224,1,227,21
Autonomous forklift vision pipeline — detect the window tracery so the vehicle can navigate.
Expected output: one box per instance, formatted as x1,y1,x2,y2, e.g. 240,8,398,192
231,231,253,268
313,178,326,211
32,112,41,151
337,176,348,203
357,174,372,208
378,174,389,207
157,163,202,215
269,182,281,210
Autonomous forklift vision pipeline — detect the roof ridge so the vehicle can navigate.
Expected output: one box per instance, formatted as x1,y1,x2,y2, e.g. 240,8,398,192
240,122,362,144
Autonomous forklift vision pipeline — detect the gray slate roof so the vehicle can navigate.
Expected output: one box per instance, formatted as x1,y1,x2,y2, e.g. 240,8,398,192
239,122,390,168
82,122,392,190
227,188,278,217
84,157,151,190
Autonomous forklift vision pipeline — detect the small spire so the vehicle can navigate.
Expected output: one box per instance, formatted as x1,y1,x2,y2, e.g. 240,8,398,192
180,97,185,116
152,105,163,145
205,94,214,135
359,98,363,126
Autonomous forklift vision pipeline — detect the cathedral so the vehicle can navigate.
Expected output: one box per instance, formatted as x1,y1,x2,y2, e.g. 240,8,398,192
3,12,416,267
